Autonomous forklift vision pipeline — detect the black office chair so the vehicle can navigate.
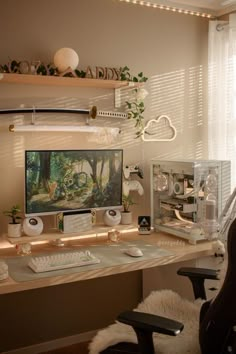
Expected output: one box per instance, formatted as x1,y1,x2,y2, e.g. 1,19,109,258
89,218,236,354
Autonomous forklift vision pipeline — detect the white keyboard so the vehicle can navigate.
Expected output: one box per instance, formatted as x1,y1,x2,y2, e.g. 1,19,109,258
28,250,100,273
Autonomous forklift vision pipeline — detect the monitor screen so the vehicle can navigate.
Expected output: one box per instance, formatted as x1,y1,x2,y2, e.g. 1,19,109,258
25,149,123,216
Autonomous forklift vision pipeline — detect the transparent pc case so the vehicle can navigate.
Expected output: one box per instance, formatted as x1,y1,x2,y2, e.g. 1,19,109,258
151,160,231,243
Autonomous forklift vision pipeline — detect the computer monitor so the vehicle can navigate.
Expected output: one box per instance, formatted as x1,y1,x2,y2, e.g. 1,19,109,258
25,149,123,216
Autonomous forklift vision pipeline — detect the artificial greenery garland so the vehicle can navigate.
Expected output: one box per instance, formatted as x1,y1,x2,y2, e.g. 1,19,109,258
0,60,86,78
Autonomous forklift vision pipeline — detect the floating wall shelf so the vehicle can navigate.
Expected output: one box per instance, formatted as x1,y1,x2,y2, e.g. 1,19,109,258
0,73,134,90
6,224,137,245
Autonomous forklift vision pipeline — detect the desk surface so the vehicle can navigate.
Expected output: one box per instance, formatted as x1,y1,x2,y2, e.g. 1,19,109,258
0,230,214,294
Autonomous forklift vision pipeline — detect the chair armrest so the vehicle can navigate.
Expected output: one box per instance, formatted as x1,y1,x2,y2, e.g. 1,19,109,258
177,267,220,300
177,267,220,280
117,310,184,336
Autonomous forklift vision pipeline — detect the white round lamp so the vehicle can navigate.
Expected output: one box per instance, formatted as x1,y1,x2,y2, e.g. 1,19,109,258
23,217,43,237
53,48,79,73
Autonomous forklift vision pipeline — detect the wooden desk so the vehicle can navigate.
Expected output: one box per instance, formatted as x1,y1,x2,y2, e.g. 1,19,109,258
0,230,214,295
0,230,215,353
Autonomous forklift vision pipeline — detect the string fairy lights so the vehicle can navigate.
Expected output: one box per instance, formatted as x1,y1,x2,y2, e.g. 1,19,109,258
118,0,215,18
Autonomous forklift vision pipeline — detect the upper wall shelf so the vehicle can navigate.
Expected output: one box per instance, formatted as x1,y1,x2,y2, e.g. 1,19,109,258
0,73,133,90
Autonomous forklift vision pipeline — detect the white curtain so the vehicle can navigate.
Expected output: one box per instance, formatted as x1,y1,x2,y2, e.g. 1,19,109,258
208,14,236,188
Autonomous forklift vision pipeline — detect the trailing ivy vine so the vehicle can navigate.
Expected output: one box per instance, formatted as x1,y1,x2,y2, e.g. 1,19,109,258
120,66,148,137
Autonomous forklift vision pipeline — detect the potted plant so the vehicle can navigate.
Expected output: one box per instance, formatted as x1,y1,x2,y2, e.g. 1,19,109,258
3,204,22,238
121,194,136,225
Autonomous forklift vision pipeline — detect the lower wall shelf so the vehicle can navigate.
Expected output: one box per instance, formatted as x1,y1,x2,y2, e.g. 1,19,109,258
6,224,137,245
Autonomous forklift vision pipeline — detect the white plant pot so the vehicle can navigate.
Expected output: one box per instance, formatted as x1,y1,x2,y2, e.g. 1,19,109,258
121,211,132,225
7,223,22,238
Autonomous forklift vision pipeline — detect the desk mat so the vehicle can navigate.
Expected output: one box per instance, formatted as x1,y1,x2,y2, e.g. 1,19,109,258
5,239,173,282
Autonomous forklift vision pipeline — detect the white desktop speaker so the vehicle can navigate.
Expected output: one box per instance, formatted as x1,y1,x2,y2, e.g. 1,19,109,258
23,216,44,237
103,209,121,226
57,211,92,233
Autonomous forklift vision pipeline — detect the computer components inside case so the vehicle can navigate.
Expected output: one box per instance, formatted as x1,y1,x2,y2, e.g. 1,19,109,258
151,160,231,244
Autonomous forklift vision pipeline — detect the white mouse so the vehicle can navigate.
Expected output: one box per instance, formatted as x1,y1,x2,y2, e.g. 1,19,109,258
125,247,143,257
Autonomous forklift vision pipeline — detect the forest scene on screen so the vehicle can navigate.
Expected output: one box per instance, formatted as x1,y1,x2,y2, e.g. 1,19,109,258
25,150,122,214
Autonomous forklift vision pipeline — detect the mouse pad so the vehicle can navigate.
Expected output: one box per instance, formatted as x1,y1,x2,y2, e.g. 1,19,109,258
5,239,173,282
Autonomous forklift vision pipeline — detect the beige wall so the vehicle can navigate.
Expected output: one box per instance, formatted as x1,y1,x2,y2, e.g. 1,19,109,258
0,0,209,233
0,0,210,350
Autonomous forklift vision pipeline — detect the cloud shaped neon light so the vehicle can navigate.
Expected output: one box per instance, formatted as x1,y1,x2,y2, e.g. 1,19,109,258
141,114,177,142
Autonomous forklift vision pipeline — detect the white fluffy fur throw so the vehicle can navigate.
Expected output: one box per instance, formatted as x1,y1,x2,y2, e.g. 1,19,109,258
89,289,204,354
89,246,227,354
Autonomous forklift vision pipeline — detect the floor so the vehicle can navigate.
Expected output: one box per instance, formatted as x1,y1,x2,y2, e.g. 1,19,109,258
39,341,90,354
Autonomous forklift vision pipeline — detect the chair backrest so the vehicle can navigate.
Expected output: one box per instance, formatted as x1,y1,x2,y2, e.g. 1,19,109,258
199,218,236,354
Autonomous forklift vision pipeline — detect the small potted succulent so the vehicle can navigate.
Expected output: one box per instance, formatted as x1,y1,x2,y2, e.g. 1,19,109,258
121,194,135,225
3,204,22,238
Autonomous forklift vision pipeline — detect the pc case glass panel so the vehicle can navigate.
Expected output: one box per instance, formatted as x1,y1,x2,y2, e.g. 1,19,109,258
150,160,231,243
